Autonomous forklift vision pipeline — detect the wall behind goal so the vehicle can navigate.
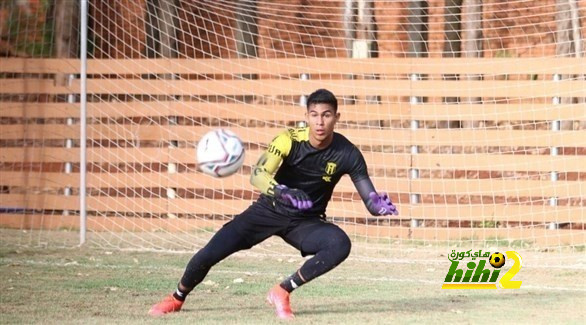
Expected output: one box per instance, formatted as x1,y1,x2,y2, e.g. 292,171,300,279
86,0,586,59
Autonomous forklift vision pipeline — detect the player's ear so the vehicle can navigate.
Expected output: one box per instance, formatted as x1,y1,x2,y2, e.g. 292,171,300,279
335,112,340,123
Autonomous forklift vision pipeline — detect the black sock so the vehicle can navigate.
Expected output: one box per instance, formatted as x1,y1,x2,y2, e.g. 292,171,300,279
279,270,306,293
172,284,189,301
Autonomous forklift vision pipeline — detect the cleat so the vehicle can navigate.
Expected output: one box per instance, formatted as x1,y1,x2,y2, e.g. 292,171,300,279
266,284,295,320
148,294,183,316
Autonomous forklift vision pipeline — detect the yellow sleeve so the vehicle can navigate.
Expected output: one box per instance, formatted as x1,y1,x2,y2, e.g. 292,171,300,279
250,130,293,195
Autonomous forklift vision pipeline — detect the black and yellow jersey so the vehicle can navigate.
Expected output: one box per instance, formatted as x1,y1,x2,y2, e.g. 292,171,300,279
251,127,368,218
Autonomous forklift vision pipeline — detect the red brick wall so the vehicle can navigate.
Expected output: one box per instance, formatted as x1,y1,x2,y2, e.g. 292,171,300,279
91,0,148,58
3,0,584,59
172,0,585,59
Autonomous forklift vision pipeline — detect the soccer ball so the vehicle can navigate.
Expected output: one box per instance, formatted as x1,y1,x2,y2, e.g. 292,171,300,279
196,129,245,177
489,252,506,268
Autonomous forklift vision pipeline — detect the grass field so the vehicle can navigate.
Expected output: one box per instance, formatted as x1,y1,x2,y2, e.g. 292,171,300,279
1,229,585,324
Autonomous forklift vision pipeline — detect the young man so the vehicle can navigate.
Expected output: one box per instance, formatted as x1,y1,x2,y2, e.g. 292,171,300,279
149,89,398,319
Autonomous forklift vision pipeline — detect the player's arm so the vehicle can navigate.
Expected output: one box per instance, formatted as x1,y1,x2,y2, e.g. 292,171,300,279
250,131,291,195
250,130,312,210
354,178,398,216
349,147,398,216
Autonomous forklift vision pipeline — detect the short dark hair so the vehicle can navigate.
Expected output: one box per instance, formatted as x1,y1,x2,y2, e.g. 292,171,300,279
306,89,338,113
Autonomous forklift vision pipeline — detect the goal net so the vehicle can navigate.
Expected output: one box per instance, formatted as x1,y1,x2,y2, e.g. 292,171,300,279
0,0,584,266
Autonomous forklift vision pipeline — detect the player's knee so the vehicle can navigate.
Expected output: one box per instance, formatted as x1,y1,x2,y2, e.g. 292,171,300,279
325,230,351,262
337,232,352,261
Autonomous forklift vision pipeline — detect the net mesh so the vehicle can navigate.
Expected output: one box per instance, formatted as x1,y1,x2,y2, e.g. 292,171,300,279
0,0,584,266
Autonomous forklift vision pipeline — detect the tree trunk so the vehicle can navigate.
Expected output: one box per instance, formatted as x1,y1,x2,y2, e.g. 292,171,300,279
343,0,357,104
355,0,378,59
442,0,463,128
406,1,429,58
143,0,179,96
235,0,258,83
343,0,356,59
158,0,179,59
358,0,379,104
407,0,429,112
568,0,582,59
568,0,584,110
569,0,585,130
145,0,160,59
54,0,79,85
461,0,483,128
235,0,258,58
443,0,462,57
144,0,179,59
343,0,379,104
555,0,582,129
148,0,180,218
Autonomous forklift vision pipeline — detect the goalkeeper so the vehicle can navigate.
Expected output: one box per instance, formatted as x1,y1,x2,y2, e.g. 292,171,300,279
149,89,398,319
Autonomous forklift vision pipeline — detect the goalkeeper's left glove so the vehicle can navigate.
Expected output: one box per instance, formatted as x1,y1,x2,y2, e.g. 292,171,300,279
367,192,398,216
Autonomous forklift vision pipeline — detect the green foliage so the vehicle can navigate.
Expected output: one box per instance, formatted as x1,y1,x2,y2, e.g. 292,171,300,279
482,237,534,248
494,49,515,58
6,0,54,57
493,50,516,80
571,245,585,252
476,220,499,228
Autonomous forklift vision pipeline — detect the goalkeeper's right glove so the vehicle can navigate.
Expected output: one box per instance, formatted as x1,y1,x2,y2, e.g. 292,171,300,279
273,185,313,210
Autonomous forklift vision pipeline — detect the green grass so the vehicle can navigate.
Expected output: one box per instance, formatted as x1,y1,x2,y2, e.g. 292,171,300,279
572,245,586,252
1,232,585,324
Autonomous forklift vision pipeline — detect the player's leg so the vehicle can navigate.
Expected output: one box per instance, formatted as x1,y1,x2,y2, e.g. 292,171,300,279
266,220,351,319
148,222,252,316
280,221,351,291
149,203,283,316
177,221,253,294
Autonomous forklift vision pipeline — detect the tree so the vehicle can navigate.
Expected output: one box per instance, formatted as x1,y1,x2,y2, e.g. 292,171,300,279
144,0,181,219
556,0,584,130
406,0,429,108
235,0,258,59
54,0,79,58
144,0,179,79
461,0,483,128
235,0,258,82
442,0,463,128
343,0,379,104
343,0,378,59
406,1,429,58
145,0,179,63
53,0,80,86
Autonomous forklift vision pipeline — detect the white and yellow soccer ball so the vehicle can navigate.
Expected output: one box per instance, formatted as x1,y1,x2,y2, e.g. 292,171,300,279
489,252,506,268
196,129,245,177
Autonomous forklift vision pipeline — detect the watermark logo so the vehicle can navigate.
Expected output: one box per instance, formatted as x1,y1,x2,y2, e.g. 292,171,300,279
441,250,523,289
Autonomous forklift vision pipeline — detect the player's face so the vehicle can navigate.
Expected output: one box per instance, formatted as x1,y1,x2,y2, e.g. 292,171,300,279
305,103,340,149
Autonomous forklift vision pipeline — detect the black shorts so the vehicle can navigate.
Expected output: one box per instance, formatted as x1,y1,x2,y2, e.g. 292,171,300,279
223,200,343,256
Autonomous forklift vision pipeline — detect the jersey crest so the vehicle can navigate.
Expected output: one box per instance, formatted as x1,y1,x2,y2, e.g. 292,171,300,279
322,161,337,182
325,161,337,175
